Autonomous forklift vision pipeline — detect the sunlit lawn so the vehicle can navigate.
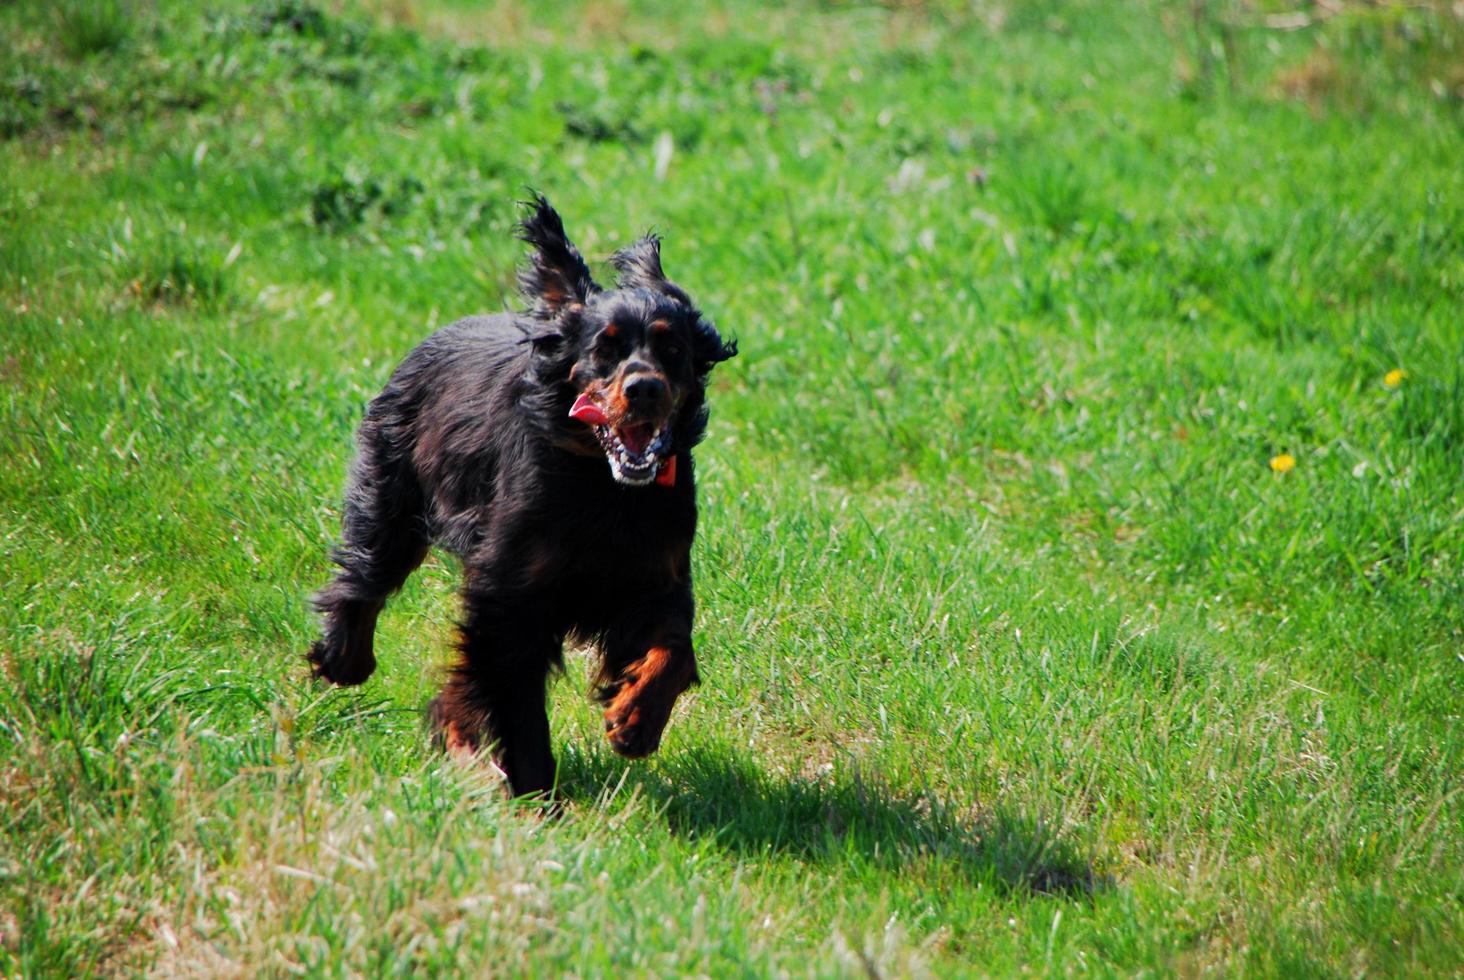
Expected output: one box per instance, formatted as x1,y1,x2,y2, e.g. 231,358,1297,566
2,0,1461,973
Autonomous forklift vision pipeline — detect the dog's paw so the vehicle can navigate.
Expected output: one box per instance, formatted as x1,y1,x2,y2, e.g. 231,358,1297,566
601,647,695,758
306,638,376,686
604,701,664,758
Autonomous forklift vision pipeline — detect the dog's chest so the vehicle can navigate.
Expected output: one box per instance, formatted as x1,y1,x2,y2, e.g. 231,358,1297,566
524,495,693,592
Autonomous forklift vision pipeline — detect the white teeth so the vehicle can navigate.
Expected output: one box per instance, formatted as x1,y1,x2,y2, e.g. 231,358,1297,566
595,423,670,485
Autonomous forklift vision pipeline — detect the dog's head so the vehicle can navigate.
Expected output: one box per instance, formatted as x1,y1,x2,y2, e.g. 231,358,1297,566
517,195,736,487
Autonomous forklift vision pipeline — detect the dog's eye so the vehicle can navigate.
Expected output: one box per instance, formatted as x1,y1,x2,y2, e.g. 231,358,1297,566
664,343,681,359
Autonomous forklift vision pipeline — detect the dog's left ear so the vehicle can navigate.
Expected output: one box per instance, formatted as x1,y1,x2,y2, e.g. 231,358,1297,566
517,194,601,318
690,317,737,376
611,235,737,373
610,234,693,307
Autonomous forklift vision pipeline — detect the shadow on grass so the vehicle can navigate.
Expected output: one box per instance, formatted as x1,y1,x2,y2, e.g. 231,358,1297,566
559,745,1099,897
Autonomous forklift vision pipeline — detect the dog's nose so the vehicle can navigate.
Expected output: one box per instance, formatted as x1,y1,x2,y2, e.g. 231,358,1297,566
623,374,666,408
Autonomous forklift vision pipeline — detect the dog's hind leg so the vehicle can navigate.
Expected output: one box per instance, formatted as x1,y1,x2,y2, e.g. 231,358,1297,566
309,420,429,686
429,590,559,799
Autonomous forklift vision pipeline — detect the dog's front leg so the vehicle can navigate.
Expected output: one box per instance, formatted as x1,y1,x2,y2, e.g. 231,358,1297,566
600,592,699,759
430,591,559,798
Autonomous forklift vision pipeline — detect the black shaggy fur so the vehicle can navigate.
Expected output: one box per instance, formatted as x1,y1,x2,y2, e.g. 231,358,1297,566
307,196,736,798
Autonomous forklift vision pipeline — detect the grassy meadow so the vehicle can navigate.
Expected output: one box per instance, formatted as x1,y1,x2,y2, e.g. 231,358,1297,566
3,0,1462,973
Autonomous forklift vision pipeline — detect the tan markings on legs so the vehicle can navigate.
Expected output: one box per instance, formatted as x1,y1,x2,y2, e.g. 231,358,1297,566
602,646,696,759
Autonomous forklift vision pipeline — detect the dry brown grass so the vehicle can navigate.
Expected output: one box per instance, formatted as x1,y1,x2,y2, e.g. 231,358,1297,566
357,0,973,54
148,764,553,976
1271,48,1344,106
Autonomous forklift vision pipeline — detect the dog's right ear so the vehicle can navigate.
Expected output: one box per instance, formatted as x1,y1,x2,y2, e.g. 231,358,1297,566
524,320,580,387
517,194,600,318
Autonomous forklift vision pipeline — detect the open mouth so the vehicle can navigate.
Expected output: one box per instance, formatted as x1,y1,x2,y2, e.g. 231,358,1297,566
592,420,673,486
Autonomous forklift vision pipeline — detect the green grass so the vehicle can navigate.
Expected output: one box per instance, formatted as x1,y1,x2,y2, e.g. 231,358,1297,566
2,0,1462,974
53,0,135,59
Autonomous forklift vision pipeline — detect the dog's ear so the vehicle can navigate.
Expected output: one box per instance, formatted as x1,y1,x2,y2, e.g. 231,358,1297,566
609,234,694,307
612,235,737,374
690,317,737,376
517,194,600,317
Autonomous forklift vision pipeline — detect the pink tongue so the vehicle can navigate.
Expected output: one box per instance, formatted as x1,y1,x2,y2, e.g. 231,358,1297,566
569,393,609,426
620,423,654,456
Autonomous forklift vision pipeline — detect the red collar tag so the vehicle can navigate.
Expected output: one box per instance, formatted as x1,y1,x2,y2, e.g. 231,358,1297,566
655,455,677,487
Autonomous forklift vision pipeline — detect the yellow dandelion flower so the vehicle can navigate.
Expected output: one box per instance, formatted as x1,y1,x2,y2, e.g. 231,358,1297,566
1384,369,1406,388
1270,453,1296,474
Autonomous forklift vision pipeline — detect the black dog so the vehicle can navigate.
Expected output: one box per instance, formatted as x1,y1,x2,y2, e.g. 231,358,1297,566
307,196,736,797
